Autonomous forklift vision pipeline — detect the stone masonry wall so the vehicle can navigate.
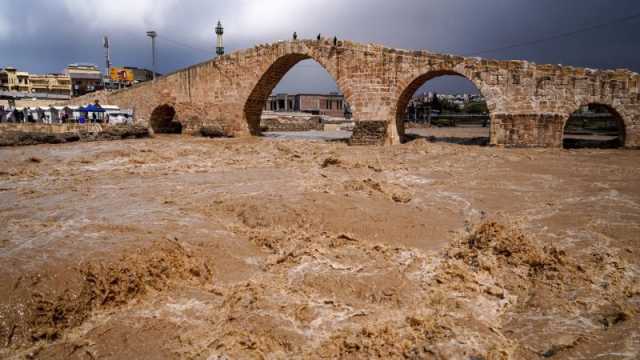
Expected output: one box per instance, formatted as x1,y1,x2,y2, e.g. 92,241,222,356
350,121,387,146
64,39,640,148
261,115,323,132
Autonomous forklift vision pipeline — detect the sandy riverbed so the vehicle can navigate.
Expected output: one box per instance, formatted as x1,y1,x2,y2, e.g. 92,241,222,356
0,133,638,359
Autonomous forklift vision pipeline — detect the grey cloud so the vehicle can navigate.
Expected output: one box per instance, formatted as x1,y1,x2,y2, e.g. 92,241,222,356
1,0,638,95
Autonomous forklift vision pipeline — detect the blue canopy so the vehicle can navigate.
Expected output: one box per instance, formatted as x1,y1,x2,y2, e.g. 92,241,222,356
83,104,105,113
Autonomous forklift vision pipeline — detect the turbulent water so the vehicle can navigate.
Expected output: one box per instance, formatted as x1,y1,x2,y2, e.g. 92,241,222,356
0,134,638,359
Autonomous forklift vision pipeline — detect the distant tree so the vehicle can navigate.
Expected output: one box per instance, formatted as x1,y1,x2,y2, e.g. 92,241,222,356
439,98,460,113
431,93,441,111
464,101,488,114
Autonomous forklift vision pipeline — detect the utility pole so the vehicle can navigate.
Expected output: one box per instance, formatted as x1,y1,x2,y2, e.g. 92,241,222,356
103,36,111,76
146,31,157,80
215,21,224,57
103,36,111,88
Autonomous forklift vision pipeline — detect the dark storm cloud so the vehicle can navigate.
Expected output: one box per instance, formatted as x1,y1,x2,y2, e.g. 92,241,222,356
1,0,639,94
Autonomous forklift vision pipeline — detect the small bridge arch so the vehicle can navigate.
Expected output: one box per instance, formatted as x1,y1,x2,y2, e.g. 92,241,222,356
149,104,183,134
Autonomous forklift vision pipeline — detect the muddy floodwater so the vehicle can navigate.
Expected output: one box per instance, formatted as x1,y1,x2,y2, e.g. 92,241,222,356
0,134,639,359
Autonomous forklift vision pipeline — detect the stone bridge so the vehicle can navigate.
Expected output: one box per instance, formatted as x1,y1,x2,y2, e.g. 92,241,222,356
69,39,640,147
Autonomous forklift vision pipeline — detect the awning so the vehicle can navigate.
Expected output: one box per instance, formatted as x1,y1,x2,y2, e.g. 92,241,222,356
82,104,105,113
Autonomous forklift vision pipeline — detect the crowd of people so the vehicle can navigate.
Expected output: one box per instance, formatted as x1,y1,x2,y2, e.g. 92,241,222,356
0,104,133,125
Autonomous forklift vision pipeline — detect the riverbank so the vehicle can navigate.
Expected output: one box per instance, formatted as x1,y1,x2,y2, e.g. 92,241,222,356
0,123,150,147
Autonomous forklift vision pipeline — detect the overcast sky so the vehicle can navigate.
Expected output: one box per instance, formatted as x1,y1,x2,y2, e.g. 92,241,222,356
1,0,639,95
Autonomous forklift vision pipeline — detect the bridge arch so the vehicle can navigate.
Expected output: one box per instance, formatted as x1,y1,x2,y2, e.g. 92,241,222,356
149,104,183,134
391,67,496,145
243,50,351,136
563,103,627,149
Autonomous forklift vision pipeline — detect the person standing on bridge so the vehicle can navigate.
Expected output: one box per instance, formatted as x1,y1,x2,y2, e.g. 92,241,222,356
333,36,338,46
317,33,321,41
293,32,298,40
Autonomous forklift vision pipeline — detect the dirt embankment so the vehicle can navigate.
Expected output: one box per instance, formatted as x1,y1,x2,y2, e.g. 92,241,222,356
0,125,150,147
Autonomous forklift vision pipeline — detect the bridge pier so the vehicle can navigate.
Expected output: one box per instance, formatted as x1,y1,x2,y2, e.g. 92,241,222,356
349,121,388,146
491,113,566,148
627,125,640,148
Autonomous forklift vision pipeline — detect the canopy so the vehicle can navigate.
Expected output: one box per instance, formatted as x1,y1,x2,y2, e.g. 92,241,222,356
83,104,105,113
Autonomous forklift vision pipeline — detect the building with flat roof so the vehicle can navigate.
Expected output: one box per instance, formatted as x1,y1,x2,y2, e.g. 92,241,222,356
65,64,102,97
1,67,72,99
0,67,30,93
107,66,155,89
29,74,72,96
127,67,155,83
265,93,350,118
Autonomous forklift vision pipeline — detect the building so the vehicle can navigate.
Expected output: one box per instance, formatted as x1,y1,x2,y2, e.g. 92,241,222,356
128,67,155,83
107,66,156,89
265,93,349,118
0,67,30,92
65,64,102,96
111,66,154,84
29,74,72,96
1,67,72,99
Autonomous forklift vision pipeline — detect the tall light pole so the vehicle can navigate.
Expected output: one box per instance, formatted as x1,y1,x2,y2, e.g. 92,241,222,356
146,31,157,80
103,36,111,79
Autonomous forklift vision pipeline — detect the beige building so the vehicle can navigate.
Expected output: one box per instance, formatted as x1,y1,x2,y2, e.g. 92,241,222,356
0,67,72,98
0,67,30,92
29,74,72,96
265,93,350,118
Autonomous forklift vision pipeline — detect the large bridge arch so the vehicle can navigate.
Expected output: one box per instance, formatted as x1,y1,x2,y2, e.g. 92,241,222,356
389,62,501,145
562,102,627,148
560,94,637,148
242,44,353,135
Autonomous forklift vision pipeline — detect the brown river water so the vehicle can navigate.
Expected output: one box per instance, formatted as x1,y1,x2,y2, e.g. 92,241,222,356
0,133,638,359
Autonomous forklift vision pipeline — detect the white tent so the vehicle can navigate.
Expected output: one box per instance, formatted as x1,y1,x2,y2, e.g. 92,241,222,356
35,107,53,124
50,106,66,123
63,106,81,121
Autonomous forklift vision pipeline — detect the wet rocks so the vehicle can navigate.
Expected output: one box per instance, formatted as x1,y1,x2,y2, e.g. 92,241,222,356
321,156,342,168
0,131,81,146
98,125,150,140
200,125,231,138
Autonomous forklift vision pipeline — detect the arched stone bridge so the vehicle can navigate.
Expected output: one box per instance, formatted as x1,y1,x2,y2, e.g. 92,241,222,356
70,39,640,147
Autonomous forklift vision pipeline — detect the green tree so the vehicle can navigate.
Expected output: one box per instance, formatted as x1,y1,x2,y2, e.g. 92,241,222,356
464,101,488,114
431,93,441,111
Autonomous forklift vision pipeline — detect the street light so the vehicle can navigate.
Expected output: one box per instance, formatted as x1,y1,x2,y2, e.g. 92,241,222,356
146,31,157,81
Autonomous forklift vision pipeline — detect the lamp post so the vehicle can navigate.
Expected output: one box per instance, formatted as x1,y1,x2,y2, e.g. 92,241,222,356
146,31,157,80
